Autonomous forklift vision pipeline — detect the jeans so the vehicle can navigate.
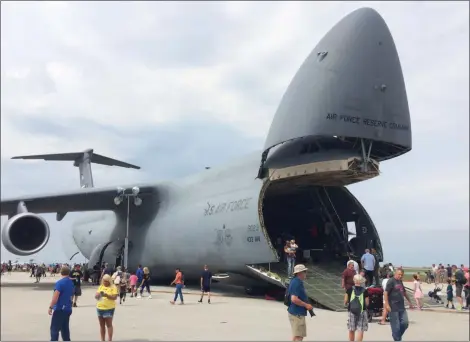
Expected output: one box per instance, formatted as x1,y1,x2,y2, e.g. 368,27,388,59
174,284,184,302
50,310,71,341
140,280,151,295
287,258,295,277
389,310,409,341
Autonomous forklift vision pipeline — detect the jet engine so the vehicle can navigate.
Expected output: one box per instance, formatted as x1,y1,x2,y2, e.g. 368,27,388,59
1,212,50,256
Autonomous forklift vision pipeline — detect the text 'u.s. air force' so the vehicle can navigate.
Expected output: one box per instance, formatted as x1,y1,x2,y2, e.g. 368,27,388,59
204,198,252,216
326,113,409,131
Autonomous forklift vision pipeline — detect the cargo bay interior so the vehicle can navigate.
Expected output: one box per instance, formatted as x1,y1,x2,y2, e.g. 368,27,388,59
261,181,382,264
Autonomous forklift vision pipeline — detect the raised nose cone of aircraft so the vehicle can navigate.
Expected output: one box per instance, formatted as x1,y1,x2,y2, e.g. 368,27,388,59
264,7,412,161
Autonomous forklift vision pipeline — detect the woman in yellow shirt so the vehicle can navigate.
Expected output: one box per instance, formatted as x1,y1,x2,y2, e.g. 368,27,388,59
95,274,118,341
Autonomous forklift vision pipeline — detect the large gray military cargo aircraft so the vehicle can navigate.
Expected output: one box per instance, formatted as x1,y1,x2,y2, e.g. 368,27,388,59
1,8,412,310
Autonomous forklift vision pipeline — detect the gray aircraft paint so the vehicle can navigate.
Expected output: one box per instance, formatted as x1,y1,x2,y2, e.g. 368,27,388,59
264,7,412,157
1,8,411,281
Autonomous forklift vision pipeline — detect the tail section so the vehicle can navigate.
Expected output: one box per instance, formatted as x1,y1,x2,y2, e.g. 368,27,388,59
11,148,140,188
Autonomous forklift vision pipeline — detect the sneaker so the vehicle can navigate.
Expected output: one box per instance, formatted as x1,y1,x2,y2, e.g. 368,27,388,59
73,303,77,308
208,299,211,304
137,295,142,299
178,302,184,305
148,295,152,299
123,297,126,302
198,299,202,303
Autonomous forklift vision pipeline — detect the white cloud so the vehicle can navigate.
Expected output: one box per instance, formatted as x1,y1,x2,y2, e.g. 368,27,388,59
1,1,468,263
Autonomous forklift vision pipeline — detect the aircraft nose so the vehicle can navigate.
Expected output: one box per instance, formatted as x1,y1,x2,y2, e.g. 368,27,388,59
264,7,411,155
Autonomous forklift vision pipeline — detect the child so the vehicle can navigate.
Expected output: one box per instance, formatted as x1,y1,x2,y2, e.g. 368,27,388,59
344,274,369,342
446,279,455,309
129,272,138,298
413,274,424,310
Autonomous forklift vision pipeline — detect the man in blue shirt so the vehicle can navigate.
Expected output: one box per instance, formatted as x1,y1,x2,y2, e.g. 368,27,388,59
136,264,144,286
287,264,313,341
198,265,213,304
48,265,75,341
360,249,376,286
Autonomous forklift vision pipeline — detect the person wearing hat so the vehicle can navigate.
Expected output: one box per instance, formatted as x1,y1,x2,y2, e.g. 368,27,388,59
287,264,313,341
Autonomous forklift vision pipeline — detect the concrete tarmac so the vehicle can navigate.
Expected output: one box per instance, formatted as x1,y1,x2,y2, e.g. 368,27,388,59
1,273,468,341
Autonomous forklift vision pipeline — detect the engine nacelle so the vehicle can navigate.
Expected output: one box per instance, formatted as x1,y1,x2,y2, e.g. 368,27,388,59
1,213,50,256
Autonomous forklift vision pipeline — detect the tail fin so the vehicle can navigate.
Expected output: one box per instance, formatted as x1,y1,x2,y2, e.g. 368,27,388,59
11,148,140,188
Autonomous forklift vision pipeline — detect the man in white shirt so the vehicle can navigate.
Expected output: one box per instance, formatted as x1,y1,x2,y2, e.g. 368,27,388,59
431,264,438,283
379,272,392,325
346,259,359,274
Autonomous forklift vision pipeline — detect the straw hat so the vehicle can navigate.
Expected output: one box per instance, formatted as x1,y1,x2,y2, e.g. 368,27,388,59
293,264,308,274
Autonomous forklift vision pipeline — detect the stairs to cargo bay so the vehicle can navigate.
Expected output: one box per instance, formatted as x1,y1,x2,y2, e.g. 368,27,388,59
248,262,445,311
248,261,348,312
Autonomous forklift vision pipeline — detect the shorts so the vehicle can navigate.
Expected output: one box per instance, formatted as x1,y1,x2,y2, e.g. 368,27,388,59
288,313,307,338
73,286,82,296
347,311,369,332
456,284,463,297
97,308,115,318
202,285,211,293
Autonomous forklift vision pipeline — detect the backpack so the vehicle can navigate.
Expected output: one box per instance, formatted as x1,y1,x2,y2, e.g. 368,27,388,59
113,271,122,285
284,288,291,307
349,286,365,316
455,270,466,285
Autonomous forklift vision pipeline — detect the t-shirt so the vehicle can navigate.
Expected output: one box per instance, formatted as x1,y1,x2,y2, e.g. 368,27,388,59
455,270,465,285
342,268,356,290
175,272,183,284
346,286,369,311
287,277,308,316
142,273,150,282
446,266,452,275
129,274,138,286
201,270,212,287
53,277,74,312
136,268,144,281
71,270,83,287
96,285,118,310
361,253,375,271
447,284,453,298
385,277,406,312
382,278,389,291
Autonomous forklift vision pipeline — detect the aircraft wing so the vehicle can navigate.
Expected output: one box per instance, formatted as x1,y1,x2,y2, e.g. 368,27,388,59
0,185,158,216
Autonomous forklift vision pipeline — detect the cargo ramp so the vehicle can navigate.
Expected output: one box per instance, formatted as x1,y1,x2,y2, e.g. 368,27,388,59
247,262,444,311
247,261,348,312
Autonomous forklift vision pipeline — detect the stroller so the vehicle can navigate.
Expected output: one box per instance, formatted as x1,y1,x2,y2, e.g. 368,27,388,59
428,284,444,304
366,286,385,322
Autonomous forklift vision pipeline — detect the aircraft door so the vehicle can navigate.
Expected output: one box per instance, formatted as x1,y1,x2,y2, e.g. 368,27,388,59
87,240,124,270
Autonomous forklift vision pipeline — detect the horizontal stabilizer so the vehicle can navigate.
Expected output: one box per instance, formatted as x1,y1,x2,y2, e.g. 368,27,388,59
12,150,140,169
11,149,140,188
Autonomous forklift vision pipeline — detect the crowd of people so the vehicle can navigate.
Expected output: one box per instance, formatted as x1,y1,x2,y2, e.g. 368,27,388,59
44,262,213,341
284,247,469,342
3,253,469,342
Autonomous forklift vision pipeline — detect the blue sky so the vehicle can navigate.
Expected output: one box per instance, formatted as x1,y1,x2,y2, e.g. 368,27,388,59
1,1,468,267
